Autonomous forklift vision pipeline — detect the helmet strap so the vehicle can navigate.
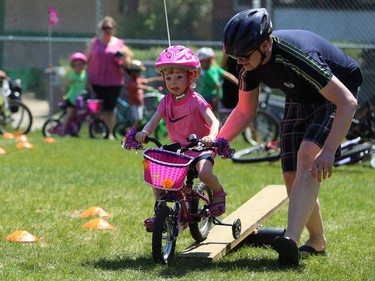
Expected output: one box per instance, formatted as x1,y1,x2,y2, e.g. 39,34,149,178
253,48,266,70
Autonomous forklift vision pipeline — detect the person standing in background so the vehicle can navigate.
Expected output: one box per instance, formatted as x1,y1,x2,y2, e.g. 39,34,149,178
86,16,132,139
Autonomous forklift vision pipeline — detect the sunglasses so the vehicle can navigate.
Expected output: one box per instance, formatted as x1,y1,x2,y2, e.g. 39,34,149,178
101,26,114,30
229,49,257,62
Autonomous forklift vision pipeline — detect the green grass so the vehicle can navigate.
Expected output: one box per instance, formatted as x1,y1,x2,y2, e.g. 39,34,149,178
0,132,374,280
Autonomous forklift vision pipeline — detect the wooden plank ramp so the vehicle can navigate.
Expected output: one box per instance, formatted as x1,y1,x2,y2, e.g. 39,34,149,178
178,184,288,261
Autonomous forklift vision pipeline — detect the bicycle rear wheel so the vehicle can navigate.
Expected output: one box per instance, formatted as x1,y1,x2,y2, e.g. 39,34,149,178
152,205,176,264
1,100,33,134
232,141,281,163
89,119,109,139
242,109,280,145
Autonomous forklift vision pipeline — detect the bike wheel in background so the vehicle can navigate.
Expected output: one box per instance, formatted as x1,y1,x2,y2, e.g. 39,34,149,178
334,142,374,166
232,141,281,163
152,205,176,264
1,100,33,134
89,119,109,139
242,109,280,145
143,92,164,121
42,119,62,137
154,119,168,140
113,120,132,140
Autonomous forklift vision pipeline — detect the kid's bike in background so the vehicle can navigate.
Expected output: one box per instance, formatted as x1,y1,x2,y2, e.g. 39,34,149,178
231,99,375,168
122,128,240,264
0,76,33,135
113,90,167,141
42,93,109,139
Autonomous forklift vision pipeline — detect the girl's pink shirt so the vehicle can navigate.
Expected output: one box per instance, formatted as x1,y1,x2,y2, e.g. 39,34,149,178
88,37,124,86
157,90,211,147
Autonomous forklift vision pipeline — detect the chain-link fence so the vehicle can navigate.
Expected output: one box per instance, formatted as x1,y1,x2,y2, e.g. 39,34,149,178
1,0,374,108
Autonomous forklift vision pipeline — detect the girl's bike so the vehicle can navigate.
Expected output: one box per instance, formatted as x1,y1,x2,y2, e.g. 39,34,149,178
113,91,167,140
0,76,33,135
42,96,109,139
122,128,241,264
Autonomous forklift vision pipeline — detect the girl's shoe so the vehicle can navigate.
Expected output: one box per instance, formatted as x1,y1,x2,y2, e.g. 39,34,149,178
144,216,156,232
210,188,226,217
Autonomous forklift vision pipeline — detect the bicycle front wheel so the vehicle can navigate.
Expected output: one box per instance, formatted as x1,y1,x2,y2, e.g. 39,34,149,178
242,109,280,145
1,100,33,134
152,206,176,264
189,183,213,242
232,141,281,163
89,119,109,139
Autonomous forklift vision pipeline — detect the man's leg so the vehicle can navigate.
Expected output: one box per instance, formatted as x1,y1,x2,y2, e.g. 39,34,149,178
283,141,326,247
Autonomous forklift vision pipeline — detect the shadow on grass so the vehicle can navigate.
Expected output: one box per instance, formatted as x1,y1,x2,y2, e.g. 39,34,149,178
83,254,304,277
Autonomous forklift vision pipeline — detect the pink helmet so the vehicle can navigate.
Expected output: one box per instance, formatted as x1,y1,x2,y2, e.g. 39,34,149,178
155,45,201,78
69,52,87,63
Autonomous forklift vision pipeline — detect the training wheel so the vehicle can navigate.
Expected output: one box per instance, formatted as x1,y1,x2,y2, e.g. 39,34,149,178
232,218,241,239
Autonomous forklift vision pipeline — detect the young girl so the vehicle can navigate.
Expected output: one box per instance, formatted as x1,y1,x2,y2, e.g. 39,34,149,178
135,45,226,231
61,52,88,135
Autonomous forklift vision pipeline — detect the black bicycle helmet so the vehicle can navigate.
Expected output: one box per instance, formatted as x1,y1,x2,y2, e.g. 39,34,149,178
222,8,273,56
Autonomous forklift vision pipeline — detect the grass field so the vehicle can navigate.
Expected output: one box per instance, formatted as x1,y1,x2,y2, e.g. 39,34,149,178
0,132,373,281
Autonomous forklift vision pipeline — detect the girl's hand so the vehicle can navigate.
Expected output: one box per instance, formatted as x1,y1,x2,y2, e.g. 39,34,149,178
135,130,149,143
202,135,215,147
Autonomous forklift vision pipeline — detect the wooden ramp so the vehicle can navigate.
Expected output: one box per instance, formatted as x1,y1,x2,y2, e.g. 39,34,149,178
178,185,288,261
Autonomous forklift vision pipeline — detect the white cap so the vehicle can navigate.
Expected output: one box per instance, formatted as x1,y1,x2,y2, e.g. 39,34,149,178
196,47,215,60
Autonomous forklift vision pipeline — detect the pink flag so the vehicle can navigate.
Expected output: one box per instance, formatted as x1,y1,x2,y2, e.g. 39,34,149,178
48,7,59,26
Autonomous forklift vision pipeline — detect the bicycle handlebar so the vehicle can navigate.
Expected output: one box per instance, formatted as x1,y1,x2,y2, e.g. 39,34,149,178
121,127,235,159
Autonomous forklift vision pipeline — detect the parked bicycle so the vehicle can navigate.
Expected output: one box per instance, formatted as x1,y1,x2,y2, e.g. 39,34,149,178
113,91,167,141
232,99,375,168
42,94,109,139
219,87,282,145
122,128,241,264
0,76,33,135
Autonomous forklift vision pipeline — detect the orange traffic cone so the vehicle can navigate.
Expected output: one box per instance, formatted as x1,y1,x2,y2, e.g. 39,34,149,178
44,137,56,143
0,147,6,154
2,132,14,139
80,206,112,218
82,218,116,230
6,230,38,242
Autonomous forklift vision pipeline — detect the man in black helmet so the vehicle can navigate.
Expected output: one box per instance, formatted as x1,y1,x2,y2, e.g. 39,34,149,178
219,8,363,266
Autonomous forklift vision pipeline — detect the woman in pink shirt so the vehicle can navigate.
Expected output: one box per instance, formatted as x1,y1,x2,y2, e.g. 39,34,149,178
86,16,132,138
135,45,227,232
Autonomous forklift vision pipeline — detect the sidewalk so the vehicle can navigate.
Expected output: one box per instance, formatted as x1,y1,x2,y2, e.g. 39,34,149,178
22,97,50,131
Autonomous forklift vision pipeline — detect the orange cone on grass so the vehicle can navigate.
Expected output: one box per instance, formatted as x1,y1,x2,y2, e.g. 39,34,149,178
82,218,116,230
80,206,112,218
6,230,38,242
0,147,6,154
44,137,56,143
2,132,14,139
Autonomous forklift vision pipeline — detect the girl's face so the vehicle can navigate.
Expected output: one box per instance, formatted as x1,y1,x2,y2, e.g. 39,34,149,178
163,68,190,97
71,60,85,73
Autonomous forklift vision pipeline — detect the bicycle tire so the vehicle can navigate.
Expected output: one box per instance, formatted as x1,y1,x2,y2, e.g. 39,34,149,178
42,119,62,137
152,205,176,264
242,109,280,145
334,142,374,166
1,100,33,134
113,120,132,140
232,141,281,163
89,119,109,139
189,183,213,243
143,92,163,121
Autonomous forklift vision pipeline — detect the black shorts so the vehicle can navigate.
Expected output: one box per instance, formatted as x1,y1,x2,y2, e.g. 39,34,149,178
92,85,122,111
280,100,337,172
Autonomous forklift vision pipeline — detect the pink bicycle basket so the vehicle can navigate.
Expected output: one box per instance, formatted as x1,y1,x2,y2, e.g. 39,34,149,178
143,148,194,190
87,99,103,113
